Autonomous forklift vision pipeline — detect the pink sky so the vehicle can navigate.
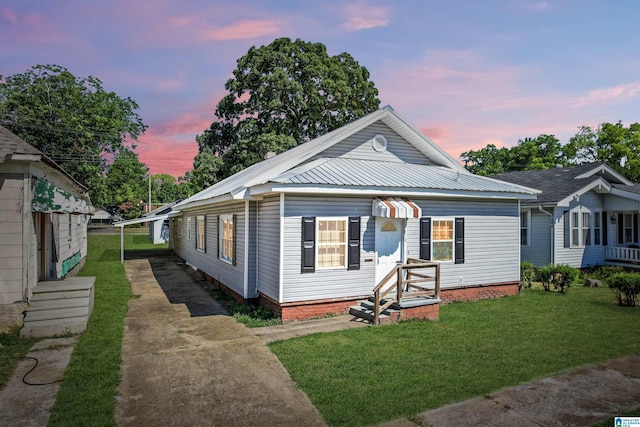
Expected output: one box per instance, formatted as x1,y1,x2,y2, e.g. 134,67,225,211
2,1,639,177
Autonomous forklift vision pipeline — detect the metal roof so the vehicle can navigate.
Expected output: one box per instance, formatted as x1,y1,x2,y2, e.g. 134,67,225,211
272,158,538,195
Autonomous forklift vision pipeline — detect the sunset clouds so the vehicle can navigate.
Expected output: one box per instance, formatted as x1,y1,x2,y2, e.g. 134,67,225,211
2,0,639,177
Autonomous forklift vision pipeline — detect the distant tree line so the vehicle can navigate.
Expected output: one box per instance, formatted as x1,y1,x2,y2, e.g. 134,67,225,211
461,122,640,180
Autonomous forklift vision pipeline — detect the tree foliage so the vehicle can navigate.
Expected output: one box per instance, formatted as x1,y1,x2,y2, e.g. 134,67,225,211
105,148,148,219
191,37,380,190
563,122,640,181
0,64,147,202
461,134,564,176
152,173,189,203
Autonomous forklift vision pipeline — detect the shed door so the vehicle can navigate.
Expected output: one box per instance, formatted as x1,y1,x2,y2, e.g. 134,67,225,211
375,217,404,284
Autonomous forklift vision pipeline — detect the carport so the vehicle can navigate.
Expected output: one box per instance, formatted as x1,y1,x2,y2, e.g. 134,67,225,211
113,214,169,263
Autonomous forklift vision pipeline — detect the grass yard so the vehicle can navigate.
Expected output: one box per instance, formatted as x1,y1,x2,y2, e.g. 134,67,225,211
47,234,167,426
269,287,640,427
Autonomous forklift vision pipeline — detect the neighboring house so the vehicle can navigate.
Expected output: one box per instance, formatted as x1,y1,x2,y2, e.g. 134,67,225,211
169,106,538,321
493,163,640,269
91,208,113,224
0,126,95,334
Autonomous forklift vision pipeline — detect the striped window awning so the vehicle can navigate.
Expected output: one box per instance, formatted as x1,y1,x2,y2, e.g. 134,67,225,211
372,198,422,218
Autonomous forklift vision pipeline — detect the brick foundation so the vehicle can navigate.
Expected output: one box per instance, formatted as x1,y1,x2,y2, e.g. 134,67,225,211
259,293,367,322
400,303,440,321
196,265,518,322
440,282,519,304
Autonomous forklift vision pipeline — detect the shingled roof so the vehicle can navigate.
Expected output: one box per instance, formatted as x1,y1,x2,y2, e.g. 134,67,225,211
493,163,635,206
0,125,87,190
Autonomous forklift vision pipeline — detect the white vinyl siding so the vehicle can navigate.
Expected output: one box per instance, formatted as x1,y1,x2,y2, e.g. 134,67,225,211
256,195,281,301
407,199,520,289
282,196,373,303
171,202,246,298
307,121,433,166
177,218,183,238
555,191,605,268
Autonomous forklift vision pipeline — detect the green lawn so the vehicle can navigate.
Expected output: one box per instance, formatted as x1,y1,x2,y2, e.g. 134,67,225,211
269,287,640,427
48,234,166,426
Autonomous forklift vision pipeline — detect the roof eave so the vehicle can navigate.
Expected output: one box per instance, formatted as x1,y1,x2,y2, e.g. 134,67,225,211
249,183,539,200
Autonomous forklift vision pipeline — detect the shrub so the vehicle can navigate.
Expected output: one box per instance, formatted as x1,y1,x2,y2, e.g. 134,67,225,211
536,264,578,293
520,261,536,290
607,272,640,307
581,265,625,281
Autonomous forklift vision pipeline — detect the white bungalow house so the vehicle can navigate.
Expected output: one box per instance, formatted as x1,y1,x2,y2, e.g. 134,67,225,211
493,163,640,269
169,107,538,322
0,126,95,336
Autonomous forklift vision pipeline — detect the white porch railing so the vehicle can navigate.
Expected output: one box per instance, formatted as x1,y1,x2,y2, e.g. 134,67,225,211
605,246,640,264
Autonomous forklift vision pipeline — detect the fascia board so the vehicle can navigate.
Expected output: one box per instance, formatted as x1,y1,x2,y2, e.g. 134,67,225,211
173,193,234,211
249,183,539,200
610,187,640,203
556,178,611,207
575,164,633,185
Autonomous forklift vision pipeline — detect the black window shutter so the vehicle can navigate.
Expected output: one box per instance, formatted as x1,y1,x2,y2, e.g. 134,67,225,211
618,213,624,244
563,211,570,248
347,217,361,270
634,213,639,244
217,215,220,259
454,217,465,264
301,217,315,273
419,217,431,260
602,211,608,246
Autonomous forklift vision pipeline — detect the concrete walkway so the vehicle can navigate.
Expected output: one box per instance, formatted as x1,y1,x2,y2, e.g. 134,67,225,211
115,255,326,426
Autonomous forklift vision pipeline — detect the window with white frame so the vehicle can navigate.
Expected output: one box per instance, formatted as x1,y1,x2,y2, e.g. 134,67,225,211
582,212,591,246
219,215,234,264
594,212,601,245
196,215,205,252
187,217,192,240
571,209,593,247
317,218,347,269
177,218,183,238
520,211,530,246
432,219,454,262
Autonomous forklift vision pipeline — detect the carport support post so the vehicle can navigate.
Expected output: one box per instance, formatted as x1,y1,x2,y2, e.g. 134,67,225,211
121,225,124,264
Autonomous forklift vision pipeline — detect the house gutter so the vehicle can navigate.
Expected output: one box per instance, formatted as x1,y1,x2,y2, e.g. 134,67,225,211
538,205,554,264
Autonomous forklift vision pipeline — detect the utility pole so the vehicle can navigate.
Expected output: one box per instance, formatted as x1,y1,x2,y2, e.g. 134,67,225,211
148,173,152,213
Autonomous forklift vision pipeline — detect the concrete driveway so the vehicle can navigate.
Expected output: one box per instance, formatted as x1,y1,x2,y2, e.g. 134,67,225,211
115,255,326,426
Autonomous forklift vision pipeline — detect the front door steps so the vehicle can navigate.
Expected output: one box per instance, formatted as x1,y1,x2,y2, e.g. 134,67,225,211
21,277,95,338
349,295,440,324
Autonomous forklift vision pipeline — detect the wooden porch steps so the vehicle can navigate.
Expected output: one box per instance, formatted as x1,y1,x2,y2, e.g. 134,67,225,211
349,296,441,324
21,277,95,338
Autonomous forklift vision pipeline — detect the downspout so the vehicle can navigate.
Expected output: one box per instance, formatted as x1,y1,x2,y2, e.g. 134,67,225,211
22,174,31,300
538,205,554,264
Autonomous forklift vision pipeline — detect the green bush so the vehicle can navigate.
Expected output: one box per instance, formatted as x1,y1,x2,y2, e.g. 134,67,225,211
520,261,536,290
607,272,640,307
580,265,625,281
536,264,578,293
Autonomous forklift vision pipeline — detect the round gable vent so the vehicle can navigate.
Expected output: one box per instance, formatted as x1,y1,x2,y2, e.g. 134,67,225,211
372,134,387,152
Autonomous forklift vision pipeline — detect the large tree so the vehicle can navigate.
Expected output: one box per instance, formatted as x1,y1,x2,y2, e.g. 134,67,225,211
461,134,565,176
193,37,380,187
0,64,147,203
563,122,640,181
105,148,148,219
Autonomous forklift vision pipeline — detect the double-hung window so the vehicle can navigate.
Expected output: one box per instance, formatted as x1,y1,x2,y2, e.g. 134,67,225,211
196,215,206,252
582,212,591,246
593,212,601,245
624,213,634,244
570,209,592,247
317,219,347,269
432,219,454,262
186,217,192,240
520,211,530,246
219,215,234,264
